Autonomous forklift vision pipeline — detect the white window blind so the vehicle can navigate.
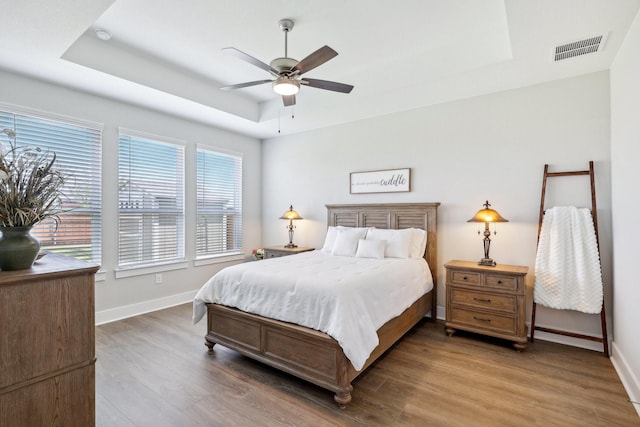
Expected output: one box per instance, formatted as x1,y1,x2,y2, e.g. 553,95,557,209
118,131,185,268
0,108,102,264
196,147,242,258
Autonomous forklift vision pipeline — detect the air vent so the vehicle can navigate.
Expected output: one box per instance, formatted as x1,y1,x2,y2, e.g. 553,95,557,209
553,34,606,61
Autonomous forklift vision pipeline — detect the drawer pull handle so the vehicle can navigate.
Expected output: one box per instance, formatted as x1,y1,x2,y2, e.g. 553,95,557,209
473,297,492,303
463,276,468,280
497,280,503,284
473,316,492,323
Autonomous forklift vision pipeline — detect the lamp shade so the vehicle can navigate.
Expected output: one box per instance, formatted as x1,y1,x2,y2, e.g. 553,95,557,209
467,201,508,223
280,205,303,220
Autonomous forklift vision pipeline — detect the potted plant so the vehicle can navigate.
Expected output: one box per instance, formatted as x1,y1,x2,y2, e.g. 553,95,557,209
0,128,66,270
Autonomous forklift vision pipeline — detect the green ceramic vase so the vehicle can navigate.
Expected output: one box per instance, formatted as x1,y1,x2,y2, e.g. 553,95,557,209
0,226,41,271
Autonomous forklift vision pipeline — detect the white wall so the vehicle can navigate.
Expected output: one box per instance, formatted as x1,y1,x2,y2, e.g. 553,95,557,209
611,10,640,415
263,71,612,347
0,69,262,322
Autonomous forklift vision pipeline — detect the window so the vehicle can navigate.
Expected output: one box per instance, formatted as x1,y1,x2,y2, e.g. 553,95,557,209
118,130,185,268
0,107,102,263
196,146,242,258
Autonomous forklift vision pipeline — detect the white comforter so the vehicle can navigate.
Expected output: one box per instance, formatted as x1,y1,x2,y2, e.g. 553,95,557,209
192,251,433,371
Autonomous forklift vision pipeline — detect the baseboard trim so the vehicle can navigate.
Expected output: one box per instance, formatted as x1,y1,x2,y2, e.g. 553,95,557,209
610,341,640,417
95,290,197,325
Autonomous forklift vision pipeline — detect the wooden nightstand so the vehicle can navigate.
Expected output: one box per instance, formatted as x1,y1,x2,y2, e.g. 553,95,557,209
263,246,314,259
444,260,529,351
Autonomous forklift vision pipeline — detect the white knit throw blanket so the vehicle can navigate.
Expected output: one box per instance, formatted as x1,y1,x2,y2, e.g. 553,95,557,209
534,206,603,314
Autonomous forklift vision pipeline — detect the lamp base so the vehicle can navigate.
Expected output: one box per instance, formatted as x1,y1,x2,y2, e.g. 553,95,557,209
478,258,496,267
284,243,298,248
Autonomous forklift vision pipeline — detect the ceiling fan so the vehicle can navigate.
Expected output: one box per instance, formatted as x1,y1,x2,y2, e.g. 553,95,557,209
220,19,354,107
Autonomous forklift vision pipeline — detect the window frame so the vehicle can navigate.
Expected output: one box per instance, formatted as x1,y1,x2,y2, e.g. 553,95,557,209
116,128,186,275
0,103,103,265
194,144,243,263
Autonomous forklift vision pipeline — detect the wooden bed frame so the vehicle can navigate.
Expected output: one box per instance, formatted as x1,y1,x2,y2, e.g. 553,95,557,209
204,203,439,407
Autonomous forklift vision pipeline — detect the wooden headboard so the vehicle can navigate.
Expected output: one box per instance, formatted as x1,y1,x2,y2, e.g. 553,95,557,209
326,203,440,317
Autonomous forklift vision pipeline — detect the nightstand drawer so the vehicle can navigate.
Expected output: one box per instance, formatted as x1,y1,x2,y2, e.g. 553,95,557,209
449,307,516,335
450,289,516,313
485,274,519,291
450,271,481,286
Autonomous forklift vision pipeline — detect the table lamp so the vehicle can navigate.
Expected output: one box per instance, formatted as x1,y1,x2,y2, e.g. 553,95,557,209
467,200,508,266
279,205,303,248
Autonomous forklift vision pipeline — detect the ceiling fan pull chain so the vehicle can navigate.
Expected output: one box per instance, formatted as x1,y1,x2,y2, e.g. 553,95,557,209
278,109,281,133
292,106,295,119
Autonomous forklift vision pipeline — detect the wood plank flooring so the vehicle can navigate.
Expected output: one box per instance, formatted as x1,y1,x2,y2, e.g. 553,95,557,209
95,303,639,426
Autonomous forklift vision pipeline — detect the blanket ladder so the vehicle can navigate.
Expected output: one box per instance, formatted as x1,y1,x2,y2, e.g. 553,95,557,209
529,161,609,357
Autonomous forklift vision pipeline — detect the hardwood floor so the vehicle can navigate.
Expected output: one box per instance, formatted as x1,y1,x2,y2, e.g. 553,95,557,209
96,303,639,426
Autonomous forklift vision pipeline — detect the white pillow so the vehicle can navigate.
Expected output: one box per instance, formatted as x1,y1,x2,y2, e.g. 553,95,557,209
320,226,342,252
331,228,369,257
355,239,386,259
322,226,369,252
409,228,428,259
366,228,413,259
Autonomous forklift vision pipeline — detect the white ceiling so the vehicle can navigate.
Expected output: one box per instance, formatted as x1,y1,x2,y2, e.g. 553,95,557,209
1,0,639,139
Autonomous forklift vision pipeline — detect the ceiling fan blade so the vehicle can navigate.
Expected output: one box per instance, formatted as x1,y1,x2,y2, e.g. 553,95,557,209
220,80,273,90
301,78,354,94
222,47,279,76
291,46,338,75
282,94,296,107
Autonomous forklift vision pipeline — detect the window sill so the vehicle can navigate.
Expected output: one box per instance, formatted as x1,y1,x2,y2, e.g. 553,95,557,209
193,253,244,267
115,260,189,279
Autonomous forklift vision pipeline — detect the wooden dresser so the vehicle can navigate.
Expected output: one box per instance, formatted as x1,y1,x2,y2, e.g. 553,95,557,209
263,246,314,259
0,253,99,427
444,260,529,350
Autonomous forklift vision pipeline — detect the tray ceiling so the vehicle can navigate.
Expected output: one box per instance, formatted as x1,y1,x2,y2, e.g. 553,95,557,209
1,0,639,138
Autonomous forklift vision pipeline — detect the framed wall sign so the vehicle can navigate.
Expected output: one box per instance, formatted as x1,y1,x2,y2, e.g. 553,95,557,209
350,168,411,194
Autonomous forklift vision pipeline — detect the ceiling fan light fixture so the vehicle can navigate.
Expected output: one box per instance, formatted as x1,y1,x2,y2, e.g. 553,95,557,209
272,77,300,95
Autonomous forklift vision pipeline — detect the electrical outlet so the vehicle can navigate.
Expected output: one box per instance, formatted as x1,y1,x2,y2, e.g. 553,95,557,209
155,273,162,284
